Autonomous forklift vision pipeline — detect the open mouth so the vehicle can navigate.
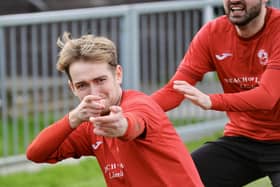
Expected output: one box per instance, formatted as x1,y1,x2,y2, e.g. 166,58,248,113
231,6,244,11
230,5,245,16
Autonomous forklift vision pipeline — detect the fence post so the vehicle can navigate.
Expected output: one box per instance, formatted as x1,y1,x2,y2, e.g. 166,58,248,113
203,1,218,81
0,27,8,157
203,1,215,24
120,8,140,90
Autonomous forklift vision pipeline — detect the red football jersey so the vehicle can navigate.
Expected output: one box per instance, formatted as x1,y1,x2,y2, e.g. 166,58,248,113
27,90,203,187
152,7,280,141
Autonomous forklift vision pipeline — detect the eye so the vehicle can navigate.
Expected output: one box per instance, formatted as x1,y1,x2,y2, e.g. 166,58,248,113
96,78,106,84
76,83,87,90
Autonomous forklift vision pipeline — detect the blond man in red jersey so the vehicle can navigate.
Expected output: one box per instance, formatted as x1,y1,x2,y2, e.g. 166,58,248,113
26,32,204,187
152,0,280,186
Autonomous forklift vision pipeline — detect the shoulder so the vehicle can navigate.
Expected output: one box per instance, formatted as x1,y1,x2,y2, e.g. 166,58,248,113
268,7,280,20
121,90,165,113
266,7,280,31
200,15,232,35
121,90,153,106
264,8,280,49
193,15,234,46
122,89,146,97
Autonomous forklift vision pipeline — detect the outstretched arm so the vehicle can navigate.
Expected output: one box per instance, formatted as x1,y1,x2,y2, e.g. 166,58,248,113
210,68,280,111
26,95,103,163
151,70,197,111
173,68,280,112
151,22,213,112
26,115,76,163
173,80,211,110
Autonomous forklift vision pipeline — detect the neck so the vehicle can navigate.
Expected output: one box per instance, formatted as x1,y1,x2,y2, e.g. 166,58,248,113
236,7,267,38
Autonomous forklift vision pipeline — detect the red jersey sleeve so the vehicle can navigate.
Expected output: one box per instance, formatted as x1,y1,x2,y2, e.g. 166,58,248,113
151,22,215,111
150,70,190,111
121,91,167,139
26,115,93,163
210,67,280,111
120,112,146,141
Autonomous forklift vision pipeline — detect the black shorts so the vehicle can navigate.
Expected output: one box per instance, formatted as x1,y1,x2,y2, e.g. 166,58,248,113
191,136,280,187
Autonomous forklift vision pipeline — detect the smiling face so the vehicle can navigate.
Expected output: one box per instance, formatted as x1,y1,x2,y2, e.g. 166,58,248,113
56,33,121,114
223,0,266,26
69,60,123,113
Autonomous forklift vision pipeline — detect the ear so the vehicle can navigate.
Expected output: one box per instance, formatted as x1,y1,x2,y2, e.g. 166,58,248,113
68,80,77,96
115,65,123,84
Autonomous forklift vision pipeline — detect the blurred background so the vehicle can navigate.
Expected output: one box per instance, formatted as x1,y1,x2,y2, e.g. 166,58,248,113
0,0,279,186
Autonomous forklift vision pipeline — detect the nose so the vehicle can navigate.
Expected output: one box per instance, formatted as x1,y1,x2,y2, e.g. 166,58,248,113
89,84,100,96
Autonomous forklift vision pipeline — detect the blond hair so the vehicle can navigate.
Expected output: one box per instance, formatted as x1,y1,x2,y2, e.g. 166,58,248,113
56,32,118,79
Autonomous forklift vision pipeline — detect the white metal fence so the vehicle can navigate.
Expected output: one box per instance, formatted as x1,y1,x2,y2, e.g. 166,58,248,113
0,0,225,159
0,0,279,161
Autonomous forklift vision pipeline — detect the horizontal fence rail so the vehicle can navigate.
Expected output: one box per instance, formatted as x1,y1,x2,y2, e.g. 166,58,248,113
0,0,278,162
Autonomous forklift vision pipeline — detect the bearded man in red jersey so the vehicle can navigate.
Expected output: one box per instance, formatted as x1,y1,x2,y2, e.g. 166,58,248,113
152,0,280,186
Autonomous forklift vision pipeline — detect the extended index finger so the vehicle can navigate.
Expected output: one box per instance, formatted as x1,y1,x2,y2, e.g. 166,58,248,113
90,114,117,126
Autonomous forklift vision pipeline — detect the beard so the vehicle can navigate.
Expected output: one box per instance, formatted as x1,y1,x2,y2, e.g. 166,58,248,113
225,0,262,26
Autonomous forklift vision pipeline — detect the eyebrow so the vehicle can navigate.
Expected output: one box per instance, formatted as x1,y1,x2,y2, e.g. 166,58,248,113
73,75,108,85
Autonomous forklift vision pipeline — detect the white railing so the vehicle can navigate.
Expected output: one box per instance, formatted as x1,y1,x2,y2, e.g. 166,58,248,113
1,0,279,173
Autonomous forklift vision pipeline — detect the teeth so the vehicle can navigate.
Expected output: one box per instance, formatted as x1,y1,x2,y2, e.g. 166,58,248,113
231,7,243,11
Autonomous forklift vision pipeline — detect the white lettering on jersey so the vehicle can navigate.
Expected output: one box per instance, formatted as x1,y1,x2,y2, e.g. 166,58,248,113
104,163,125,179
